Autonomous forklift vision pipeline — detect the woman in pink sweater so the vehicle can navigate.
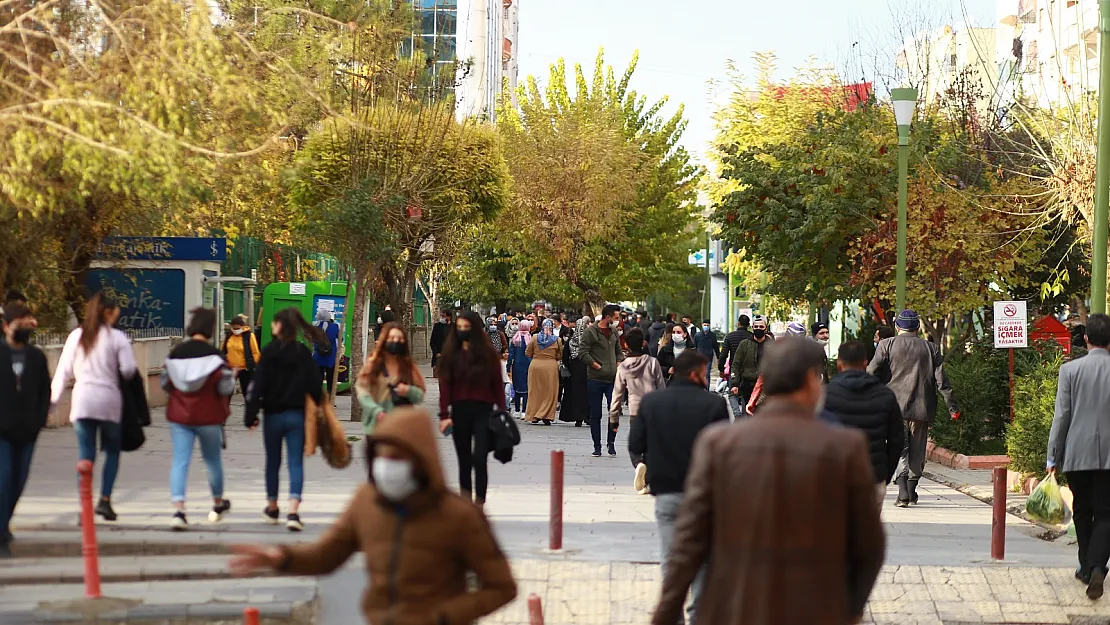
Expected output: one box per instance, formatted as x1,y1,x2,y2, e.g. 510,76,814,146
50,294,137,521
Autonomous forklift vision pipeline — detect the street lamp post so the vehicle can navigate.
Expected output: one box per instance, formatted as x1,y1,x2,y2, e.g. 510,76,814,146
891,88,918,313
1092,0,1110,313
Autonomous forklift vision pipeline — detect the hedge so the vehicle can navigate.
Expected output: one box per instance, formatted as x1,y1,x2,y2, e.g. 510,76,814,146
1007,348,1065,476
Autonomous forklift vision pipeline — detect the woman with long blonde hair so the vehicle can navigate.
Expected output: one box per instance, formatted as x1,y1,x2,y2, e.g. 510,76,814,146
356,323,425,436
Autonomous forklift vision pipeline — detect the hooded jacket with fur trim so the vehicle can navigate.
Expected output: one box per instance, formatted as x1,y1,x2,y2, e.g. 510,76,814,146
277,408,517,624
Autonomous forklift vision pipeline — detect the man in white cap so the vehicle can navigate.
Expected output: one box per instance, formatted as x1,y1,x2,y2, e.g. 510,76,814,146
868,309,960,507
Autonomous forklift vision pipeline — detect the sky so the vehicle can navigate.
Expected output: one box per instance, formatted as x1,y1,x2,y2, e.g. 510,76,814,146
516,0,996,166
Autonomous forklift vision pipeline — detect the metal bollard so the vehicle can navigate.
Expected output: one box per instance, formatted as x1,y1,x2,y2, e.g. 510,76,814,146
77,460,101,599
549,449,564,551
243,607,261,625
991,467,1006,561
527,593,544,625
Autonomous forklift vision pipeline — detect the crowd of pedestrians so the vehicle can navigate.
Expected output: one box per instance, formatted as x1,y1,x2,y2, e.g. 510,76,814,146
24,290,1108,625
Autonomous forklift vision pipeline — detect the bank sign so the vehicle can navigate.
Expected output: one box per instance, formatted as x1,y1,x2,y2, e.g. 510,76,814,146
994,300,1028,348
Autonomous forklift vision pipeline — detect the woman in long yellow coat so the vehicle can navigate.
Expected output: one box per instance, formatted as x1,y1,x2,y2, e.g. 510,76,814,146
525,319,563,425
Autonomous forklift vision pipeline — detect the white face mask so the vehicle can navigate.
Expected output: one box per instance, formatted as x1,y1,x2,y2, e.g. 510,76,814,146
372,457,420,502
232,328,245,336
816,338,828,347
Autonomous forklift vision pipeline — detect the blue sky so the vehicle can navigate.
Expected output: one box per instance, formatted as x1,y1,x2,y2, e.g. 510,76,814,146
516,0,995,165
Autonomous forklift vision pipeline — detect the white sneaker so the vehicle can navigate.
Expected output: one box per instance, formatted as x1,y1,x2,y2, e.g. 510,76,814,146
634,463,647,492
638,487,651,496
169,511,187,531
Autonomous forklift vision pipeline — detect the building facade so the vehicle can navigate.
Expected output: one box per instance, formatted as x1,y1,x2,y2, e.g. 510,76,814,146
895,24,998,114
996,0,1099,109
407,0,520,121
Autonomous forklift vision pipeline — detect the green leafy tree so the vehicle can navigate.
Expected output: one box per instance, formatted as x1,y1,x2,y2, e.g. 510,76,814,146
289,103,510,417
450,50,699,314
714,102,895,305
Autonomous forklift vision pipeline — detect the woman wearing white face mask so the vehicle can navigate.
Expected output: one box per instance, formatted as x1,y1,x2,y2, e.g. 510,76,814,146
222,316,261,395
230,408,517,624
657,324,690,384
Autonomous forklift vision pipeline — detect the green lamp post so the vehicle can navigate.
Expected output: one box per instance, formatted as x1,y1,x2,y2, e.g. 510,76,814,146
1092,0,1110,313
891,87,918,313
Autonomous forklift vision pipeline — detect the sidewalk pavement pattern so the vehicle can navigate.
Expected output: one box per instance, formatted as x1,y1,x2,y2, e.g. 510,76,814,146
6,366,1102,624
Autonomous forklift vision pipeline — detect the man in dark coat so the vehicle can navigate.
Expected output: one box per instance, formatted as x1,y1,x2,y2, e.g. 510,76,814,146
647,316,667,358
692,319,721,389
868,309,960,507
630,351,729,624
429,309,453,377
826,341,904,510
652,337,884,625
0,303,50,556
719,314,753,378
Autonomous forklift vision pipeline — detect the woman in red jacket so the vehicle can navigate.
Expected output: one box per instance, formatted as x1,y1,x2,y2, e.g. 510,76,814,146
162,308,236,530
438,311,507,508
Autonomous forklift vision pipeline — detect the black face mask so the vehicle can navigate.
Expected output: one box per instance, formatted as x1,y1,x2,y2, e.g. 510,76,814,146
11,328,32,345
457,330,472,342
753,329,767,339
384,341,407,355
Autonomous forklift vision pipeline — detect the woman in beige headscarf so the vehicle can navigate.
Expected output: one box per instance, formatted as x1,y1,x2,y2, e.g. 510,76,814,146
524,319,562,425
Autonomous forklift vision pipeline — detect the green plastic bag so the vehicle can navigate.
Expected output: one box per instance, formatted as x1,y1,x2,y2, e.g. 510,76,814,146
1026,473,1066,525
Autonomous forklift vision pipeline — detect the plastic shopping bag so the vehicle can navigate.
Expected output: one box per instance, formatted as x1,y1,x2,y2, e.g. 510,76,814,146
1026,473,1066,525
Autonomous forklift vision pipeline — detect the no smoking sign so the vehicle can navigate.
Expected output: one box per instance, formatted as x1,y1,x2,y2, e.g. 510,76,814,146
994,301,1027,348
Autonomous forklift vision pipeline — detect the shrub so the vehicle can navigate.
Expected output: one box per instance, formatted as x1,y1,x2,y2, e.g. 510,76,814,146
1007,348,1064,476
930,335,1009,455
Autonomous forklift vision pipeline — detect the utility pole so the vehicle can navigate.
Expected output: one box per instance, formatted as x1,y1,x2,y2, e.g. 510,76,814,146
1093,0,1110,313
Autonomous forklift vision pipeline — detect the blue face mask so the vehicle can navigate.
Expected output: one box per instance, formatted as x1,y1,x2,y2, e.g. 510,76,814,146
874,342,879,349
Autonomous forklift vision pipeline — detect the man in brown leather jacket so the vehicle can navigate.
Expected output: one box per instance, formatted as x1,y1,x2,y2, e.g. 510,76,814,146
653,337,885,625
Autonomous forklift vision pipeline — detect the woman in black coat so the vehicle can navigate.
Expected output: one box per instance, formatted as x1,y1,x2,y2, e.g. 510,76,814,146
559,317,590,426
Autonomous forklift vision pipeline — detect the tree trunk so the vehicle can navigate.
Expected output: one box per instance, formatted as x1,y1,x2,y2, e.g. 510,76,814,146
347,264,372,423
574,279,605,318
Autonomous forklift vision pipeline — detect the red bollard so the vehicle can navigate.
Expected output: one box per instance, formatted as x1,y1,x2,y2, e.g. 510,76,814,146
243,607,261,625
991,467,1006,561
549,450,564,551
527,593,544,625
77,459,101,598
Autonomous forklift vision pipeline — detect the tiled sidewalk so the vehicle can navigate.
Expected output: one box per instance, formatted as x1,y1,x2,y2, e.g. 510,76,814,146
486,560,1110,625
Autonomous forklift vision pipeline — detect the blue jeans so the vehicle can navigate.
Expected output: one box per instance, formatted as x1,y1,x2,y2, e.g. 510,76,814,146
263,409,305,501
169,423,224,503
74,419,121,498
0,436,35,541
656,493,708,625
587,379,615,450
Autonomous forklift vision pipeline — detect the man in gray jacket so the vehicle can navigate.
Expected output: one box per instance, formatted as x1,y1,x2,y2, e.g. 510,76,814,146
1048,312,1110,598
580,304,624,457
868,309,959,507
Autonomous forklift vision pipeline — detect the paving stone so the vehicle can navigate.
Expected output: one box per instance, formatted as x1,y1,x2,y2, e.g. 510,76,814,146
998,601,1069,624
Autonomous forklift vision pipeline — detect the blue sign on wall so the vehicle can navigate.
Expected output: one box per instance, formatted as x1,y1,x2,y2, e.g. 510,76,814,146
96,237,227,262
86,269,186,330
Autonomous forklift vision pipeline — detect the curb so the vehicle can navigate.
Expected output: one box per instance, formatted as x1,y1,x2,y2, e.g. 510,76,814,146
922,468,1069,541
0,600,314,624
925,441,1009,470
0,568,278,586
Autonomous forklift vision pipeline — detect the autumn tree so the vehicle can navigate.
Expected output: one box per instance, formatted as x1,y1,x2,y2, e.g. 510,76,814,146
0,0,295,315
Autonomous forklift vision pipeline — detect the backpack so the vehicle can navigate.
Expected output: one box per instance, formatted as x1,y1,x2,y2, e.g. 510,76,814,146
315,323,333,357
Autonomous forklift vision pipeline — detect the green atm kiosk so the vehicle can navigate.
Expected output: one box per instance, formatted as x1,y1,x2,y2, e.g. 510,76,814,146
261,281,354,394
